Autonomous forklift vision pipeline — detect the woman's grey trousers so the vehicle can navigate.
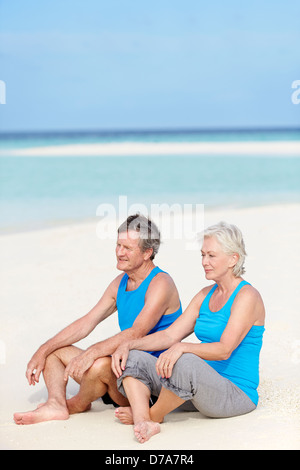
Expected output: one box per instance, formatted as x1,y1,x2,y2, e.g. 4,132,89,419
117,350,256,418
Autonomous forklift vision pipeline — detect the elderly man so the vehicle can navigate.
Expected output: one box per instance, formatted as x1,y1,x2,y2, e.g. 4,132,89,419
14,214,182,425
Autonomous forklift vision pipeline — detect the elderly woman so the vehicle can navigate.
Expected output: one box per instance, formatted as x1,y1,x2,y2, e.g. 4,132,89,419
111,222,265,443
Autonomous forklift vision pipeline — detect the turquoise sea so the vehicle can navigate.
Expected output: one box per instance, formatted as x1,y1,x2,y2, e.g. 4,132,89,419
0,129,299,233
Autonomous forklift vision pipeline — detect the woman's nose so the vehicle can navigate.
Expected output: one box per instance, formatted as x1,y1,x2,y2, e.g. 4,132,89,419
202,255,208,265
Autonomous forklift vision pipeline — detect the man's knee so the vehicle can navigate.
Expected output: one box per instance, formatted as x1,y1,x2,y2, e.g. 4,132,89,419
86,356,112,381
51,345,83,366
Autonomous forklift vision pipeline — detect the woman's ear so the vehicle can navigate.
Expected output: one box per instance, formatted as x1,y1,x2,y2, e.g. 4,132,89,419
229,253,239,268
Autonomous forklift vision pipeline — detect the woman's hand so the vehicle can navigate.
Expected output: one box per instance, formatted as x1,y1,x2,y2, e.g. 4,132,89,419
111,343,130,378
155,342,186,378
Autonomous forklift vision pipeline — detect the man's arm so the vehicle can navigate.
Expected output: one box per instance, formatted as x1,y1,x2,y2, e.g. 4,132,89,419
25,275,122,386
64,273,180,381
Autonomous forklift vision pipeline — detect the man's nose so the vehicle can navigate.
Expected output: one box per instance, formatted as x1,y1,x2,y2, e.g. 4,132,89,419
117,245,125,256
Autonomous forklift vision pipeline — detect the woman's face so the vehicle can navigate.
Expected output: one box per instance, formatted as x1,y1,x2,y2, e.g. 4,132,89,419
201,236,238,281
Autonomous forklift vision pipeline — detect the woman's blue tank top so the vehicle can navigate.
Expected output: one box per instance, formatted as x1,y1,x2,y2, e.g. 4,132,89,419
116,266,182,357
194,280,265,405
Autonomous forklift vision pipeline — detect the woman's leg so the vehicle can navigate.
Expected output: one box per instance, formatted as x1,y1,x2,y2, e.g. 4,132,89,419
117,350,165,443
121,376,160,443
160,353,256,418
150,387,185,423
117,377,186,440
116,350,192,443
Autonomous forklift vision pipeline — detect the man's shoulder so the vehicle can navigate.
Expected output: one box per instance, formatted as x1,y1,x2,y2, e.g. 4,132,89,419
107,273,126,294
148,269,176,291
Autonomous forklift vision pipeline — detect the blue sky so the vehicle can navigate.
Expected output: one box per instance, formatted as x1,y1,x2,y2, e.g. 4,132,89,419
0,0,299,132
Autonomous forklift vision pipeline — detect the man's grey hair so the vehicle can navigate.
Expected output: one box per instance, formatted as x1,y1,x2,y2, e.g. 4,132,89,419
118,214,161,260
201,221,247,277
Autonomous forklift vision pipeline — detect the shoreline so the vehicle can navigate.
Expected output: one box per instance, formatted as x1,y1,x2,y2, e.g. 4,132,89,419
1,201,299,237
1,140,300,157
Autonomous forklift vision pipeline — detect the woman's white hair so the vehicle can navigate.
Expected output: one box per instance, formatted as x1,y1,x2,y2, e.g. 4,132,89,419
201,221,247,277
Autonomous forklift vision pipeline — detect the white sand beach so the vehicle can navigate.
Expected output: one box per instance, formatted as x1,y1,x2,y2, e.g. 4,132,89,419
2,140,300,157
0,203,300,450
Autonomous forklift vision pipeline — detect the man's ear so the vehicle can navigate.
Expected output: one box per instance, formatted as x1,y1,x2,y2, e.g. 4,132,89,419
143,248,154,261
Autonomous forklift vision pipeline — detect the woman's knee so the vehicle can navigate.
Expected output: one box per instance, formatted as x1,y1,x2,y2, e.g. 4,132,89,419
171,353,201,379
160,353,205,400
117,351,160,397
125,350,152,369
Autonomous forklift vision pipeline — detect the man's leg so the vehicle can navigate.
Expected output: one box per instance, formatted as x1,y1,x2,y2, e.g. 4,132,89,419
14,347,129,425
14,345,82,425
67,356,129,414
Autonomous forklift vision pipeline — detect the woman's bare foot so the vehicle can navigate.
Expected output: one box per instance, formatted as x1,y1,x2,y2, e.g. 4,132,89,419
66,395,91,415
14,400,69,425
134,420,161,443
115,406,134,425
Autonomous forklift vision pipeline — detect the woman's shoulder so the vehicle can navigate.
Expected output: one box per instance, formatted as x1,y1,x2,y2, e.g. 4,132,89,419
238,282,263,303
190,284,215,307
235,282,265,324
200,283,216,297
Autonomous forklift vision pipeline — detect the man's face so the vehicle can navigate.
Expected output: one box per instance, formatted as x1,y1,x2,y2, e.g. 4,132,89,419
116,230,146,272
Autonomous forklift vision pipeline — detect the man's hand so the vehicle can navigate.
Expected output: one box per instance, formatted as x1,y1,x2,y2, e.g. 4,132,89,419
111,343,130,378
63,351,95,382
26,350,47,386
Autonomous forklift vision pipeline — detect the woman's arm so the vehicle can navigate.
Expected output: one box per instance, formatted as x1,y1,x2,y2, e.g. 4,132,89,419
156,285,265,378
111,290,205,378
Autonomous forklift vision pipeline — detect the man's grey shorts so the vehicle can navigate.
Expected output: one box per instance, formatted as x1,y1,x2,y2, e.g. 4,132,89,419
117,350,256,418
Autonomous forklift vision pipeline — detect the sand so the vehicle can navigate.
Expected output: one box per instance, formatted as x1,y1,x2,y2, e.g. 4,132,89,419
2,140,300,157
0,203,299,450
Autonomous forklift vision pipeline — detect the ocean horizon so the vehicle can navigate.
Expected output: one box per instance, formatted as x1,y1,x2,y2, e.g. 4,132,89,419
0,127,299,234
1,126,300,149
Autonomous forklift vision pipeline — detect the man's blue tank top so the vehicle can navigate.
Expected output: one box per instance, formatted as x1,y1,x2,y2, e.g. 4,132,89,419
194,280,264,405
116,266,182,357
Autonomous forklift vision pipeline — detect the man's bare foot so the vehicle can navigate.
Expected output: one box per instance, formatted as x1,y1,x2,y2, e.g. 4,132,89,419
115,406,134,425
134,420,161,443
14,401,69,425
66,395,91,415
